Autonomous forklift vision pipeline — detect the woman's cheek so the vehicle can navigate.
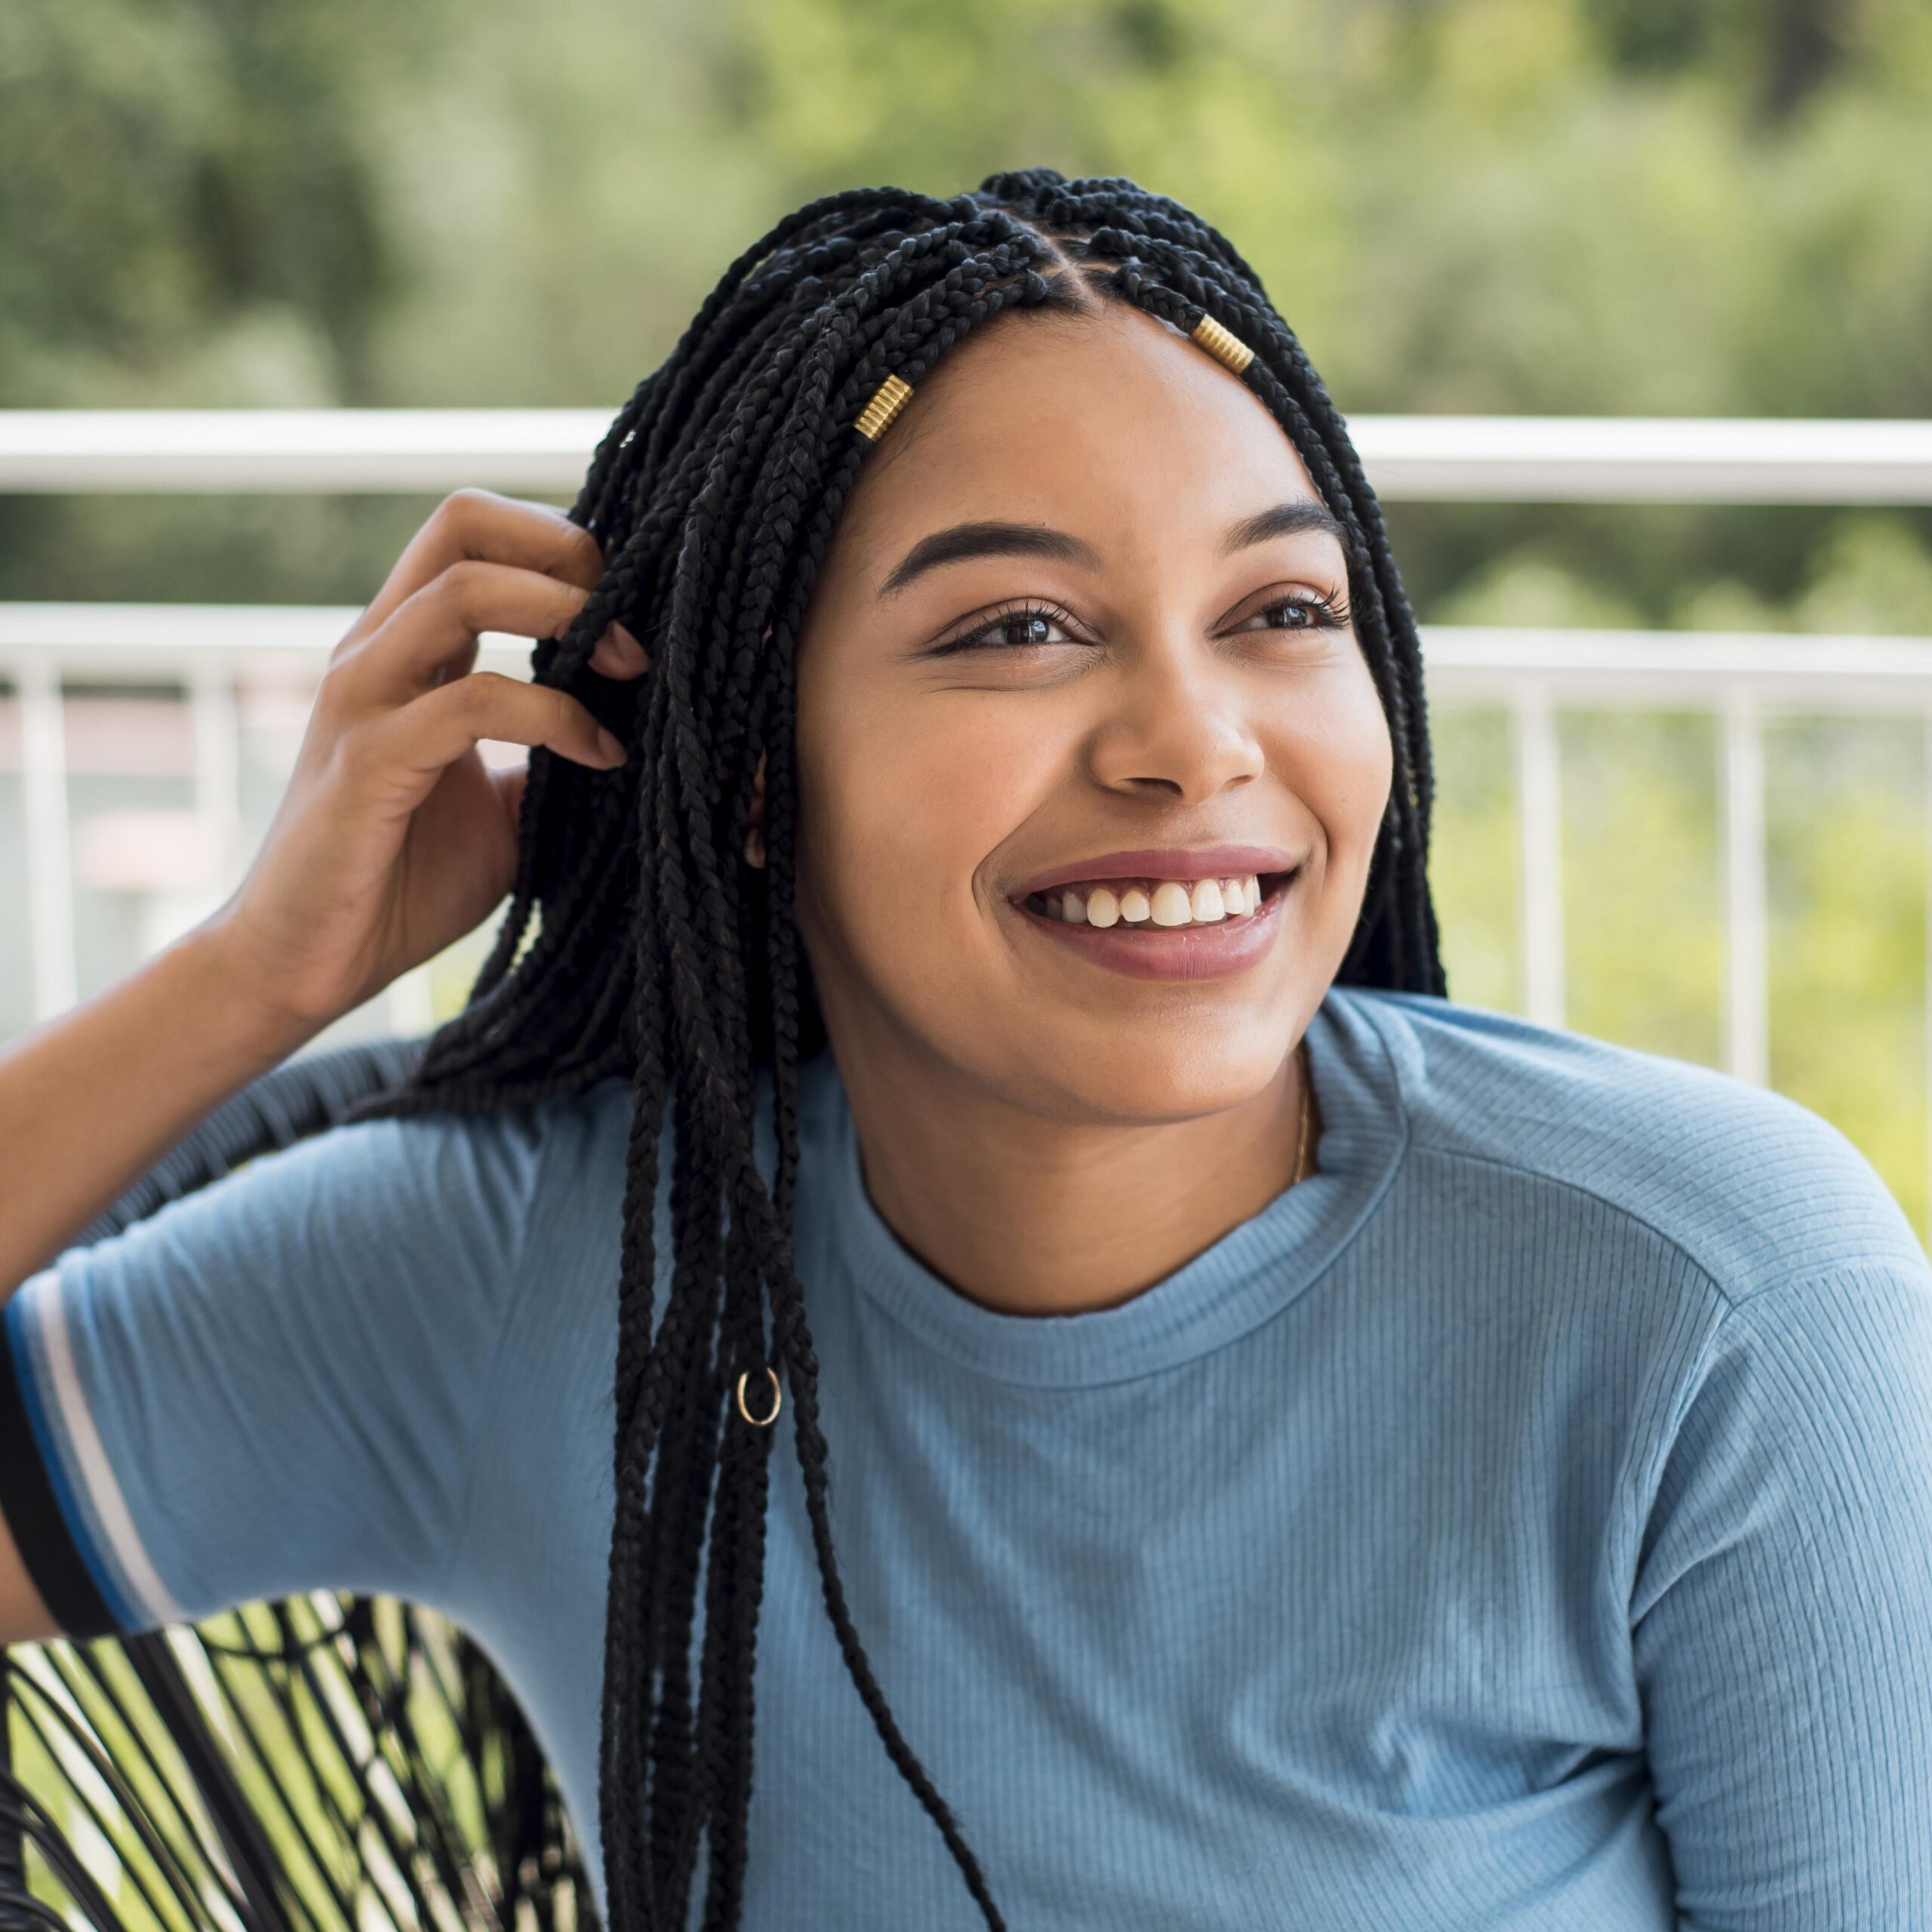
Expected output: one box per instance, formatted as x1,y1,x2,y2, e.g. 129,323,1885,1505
876,711,1032,920
803,704,1003,975
1300,674,1392,846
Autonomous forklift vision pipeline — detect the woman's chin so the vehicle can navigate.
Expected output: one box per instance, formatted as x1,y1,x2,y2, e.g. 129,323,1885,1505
989,1031,1301,1129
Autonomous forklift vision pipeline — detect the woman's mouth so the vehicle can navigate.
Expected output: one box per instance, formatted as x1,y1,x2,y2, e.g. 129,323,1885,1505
1021,872,1272,928
1011,870,1296,982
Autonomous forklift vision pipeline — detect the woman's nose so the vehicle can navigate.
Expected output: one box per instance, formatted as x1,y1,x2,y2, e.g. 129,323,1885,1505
1084,641,1266,806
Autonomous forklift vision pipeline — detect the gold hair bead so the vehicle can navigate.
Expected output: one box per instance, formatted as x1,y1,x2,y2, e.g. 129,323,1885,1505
1191,314,1254,375
854,373,914,441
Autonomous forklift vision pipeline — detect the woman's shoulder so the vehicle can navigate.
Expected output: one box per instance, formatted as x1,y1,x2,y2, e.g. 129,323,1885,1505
1330,986,1928,1303
316,1068,633,1198
210,1068,641,1303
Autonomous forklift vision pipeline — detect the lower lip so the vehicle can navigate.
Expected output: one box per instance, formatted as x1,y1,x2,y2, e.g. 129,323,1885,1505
1011,874,1294,983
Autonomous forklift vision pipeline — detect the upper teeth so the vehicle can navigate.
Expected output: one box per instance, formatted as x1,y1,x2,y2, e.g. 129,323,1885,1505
1029,874,1266,928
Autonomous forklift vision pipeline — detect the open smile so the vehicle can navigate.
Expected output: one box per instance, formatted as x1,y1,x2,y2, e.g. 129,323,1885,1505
1011,869,1297,983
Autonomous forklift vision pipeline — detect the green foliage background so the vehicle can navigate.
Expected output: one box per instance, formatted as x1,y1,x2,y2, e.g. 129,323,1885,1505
4,0,1931,1225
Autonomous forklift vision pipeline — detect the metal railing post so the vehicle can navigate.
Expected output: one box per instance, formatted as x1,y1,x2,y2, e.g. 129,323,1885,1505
1720,694,1770,1084
19,655,77,1021
1924,712,1932,1246
1513,688,1565,1029
189,665,242,894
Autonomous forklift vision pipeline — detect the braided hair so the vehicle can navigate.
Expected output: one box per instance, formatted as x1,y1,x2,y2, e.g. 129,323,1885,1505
350,168,1446,1932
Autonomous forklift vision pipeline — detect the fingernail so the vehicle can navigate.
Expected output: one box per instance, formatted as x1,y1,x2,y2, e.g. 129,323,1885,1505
611,622,647,662
596,728,626,763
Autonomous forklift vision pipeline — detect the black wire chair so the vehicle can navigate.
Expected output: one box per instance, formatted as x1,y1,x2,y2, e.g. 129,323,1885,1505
0,1039,595,1932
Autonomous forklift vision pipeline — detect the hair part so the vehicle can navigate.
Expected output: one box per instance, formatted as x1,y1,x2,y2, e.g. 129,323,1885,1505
349,168,1445,1932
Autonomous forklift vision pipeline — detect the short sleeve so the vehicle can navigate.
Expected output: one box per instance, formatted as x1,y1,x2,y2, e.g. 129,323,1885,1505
0,1099,551,1638
1630,1261,1932,1928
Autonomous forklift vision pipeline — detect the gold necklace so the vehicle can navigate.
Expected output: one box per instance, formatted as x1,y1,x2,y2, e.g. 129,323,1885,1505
1291,1040,1315,1186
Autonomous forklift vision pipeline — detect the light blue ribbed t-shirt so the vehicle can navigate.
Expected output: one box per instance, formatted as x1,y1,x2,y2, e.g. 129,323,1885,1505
6,986,1932,1929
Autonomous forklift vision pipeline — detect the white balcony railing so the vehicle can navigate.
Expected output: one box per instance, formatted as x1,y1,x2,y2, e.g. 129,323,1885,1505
3,412,1930,1217
5,409,1932,500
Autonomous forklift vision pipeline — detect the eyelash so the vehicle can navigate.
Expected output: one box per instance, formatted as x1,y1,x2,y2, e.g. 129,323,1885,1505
931,589,1353,655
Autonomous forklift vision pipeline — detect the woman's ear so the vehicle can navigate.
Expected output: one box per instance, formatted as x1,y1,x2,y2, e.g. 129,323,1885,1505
744,752,768,869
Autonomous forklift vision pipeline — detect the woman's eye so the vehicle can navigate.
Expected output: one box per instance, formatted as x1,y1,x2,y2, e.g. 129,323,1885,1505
1234,593,1345,633
990,612,1063,648
938,603,1078,653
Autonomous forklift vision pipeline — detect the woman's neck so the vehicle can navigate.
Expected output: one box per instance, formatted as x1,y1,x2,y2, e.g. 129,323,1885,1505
829,1032,1314,1318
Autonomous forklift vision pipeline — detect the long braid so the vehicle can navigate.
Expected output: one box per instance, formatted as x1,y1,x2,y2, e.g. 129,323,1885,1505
349,168,1445,1932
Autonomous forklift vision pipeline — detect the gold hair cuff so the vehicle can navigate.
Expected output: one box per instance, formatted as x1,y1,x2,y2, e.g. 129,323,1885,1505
1191,314,1254,375
854,373,913,441
735,1366,782,1427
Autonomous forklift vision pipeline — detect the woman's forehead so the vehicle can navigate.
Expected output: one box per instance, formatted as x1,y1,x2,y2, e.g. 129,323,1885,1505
828,303,1324,589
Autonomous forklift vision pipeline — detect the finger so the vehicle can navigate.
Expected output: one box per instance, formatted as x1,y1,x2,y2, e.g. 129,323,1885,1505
587,622,650,679
343,491,605,651
369,672,625,786
350,561,617,700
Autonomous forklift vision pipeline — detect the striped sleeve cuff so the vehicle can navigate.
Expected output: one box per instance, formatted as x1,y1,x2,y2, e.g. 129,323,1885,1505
0,1272,183,1637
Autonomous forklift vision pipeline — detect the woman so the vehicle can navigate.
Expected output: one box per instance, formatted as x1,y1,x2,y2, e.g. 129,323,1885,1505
1,170,1927,1931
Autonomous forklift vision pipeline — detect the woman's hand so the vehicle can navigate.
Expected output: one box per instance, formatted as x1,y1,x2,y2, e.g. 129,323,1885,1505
206,489,648,1030
0,490,649,1303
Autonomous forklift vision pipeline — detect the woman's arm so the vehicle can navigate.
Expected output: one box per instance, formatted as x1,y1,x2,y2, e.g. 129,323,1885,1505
1632,1261,1932,1927
0,924,318,1294
0,488,645,1297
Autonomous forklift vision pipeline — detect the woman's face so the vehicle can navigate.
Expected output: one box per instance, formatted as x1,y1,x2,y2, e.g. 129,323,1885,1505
793,303,1392,1125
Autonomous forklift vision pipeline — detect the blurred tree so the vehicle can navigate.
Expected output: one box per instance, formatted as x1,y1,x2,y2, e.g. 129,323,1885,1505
1765,719,1927,1229
0,0,414,404
0,0,436,601
1560,710,1724,1067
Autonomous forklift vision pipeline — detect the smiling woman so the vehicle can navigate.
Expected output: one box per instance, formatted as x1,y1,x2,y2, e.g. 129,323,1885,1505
2,170,1930,1932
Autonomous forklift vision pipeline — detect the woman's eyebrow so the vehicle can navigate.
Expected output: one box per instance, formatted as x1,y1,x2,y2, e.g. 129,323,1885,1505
1220,502,1349,553
878,502,1347,598
878,521,1101,596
